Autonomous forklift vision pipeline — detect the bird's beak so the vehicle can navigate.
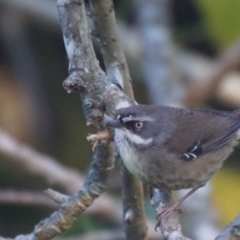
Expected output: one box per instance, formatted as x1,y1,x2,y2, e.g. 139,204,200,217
104,114,122,128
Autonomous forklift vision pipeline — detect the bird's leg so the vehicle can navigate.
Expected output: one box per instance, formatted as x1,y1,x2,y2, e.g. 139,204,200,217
155,185,203,229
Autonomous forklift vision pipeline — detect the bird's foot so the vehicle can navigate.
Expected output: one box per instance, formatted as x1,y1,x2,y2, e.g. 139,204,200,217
154,187,202,231
155,202,182,231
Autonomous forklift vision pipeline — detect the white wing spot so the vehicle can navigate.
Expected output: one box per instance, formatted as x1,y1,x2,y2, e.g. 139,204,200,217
191,140,201,152
191,144,198,152
184,152,197,160
188,153,197,159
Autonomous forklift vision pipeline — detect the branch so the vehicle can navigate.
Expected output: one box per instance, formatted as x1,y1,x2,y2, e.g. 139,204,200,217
0,0,121,238
88,0,134,99
118,24,240,108
55,228,161,240
134,0,187,238
150,189,191,240
184,38,240,107
0,127,125,225
134,0,183,106
0,0,147,238
0,141,114,240
88,1,147,239
215,215,240,240
0,0,58,27
0,127,84,194
0,190,58,209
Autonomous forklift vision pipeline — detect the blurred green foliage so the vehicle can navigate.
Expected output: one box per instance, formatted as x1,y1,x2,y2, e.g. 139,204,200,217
197,0,240,49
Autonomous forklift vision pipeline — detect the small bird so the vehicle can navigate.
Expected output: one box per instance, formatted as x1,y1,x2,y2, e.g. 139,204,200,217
104,104,240,224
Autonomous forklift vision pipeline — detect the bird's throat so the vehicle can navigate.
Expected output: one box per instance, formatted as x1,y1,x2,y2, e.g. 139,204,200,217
114,129,147,180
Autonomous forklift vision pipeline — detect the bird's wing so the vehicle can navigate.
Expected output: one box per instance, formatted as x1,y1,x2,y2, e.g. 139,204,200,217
157,109,240,160
202,122,240,154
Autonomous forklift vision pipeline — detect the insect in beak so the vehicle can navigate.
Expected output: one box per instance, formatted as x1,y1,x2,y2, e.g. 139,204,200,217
104,114,122,128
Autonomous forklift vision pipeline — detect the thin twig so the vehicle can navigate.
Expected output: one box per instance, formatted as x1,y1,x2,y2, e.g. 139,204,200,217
184,38,240,107
0,127,84,194
0,190,58,209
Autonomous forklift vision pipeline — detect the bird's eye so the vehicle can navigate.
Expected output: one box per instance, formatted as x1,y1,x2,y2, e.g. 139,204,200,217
135,121,143,129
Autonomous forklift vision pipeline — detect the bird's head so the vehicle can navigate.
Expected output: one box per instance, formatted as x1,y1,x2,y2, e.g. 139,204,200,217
104,105,161,146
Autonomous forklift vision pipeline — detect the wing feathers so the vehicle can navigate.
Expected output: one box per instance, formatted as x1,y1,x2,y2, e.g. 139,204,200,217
161,109,240,159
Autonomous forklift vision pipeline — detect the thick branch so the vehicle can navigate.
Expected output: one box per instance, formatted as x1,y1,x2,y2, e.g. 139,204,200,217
89,1,147,239
150,189,190,240
88,0,134,99
0,0,125,238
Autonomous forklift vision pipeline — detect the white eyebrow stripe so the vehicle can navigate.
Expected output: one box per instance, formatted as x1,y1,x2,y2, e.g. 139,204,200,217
121,115,155,123
121,115,134,122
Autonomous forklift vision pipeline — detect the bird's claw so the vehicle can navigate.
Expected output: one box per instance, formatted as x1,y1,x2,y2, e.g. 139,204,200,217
155,204,182,231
